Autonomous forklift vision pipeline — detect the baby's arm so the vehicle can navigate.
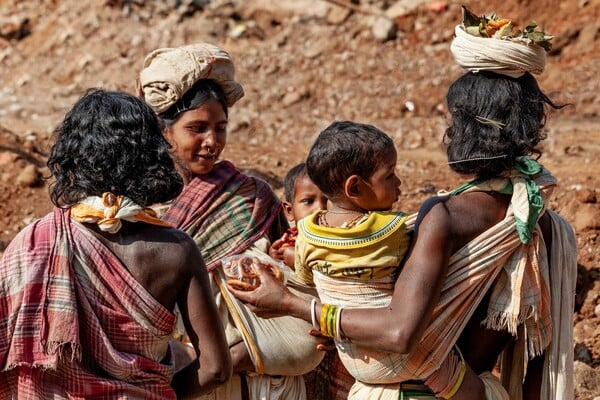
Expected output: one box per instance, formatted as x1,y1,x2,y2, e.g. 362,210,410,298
281,246,295,269
269,232,296,269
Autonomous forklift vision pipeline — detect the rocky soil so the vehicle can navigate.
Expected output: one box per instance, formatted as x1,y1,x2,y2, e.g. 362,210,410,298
0,0,599,397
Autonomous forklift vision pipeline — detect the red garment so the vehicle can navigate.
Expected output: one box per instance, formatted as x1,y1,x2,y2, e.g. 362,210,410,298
314,351,354,400
282,227,298,247
0,209,176,399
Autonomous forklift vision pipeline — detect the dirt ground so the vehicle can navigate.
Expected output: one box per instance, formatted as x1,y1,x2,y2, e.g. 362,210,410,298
1,0,599,397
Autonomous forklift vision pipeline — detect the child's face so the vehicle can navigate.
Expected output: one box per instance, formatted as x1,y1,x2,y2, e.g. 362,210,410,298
284,175,328,222
358,149,401,211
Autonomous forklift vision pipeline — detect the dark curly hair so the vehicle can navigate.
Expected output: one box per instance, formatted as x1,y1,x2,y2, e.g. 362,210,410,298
444,71,563,178
47,88,184,207
306,121,395,199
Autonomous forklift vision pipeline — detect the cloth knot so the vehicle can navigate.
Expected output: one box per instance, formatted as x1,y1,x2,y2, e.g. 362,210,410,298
71,192,172,233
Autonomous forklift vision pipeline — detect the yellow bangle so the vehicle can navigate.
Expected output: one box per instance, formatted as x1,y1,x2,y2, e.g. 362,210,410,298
441,347,467,399
320,303,329,336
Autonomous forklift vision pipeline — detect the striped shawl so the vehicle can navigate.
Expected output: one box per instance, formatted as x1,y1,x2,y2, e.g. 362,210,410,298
163,160,287,270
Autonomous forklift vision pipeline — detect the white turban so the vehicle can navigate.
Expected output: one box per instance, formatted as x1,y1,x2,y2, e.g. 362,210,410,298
450,25,546,78
139,43,244,114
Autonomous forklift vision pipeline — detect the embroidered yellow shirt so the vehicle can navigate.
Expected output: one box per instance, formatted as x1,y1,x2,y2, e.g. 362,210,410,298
295,211,411,284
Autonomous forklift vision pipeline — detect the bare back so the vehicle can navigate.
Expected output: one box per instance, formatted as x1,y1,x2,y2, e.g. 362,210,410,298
87,222,231,396
88,222,197,310
420,190,552,398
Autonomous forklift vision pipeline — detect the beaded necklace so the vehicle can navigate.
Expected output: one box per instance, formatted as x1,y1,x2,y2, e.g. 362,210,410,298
317,211,369,229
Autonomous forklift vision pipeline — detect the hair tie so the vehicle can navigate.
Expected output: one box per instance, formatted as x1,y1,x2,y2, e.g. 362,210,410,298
447,154,508,165
474,115,505,129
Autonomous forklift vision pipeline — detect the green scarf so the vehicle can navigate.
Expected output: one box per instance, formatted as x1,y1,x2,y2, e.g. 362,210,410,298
449,157,544,243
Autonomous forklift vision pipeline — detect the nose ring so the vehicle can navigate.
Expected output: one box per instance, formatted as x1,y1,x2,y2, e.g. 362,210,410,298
205,147,216,156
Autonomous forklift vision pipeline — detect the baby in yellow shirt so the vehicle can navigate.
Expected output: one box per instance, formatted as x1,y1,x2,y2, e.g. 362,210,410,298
295,120,410,288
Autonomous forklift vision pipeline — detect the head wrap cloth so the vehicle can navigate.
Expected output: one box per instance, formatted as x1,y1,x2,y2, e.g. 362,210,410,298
450,25,546,78
139,43,244,114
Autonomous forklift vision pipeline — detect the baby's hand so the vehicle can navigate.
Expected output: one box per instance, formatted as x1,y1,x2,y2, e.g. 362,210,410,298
270,231,296,268
309,329,336,351
269,236,287,260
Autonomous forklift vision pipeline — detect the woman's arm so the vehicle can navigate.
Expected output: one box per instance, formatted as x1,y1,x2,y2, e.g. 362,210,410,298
229,197,455,354
339,199,454,353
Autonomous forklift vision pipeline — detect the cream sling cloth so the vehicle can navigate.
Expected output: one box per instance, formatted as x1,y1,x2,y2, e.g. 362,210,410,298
314,169,576,399
350,371,509,400
501,210,577,400
199,239,324,400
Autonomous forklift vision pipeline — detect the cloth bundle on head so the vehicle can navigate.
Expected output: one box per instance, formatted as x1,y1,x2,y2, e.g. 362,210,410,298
450,25,546,78
139,43,244,114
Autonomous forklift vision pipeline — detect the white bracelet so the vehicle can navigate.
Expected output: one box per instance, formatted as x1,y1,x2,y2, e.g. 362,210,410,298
310,298,318,330
335,306,343,341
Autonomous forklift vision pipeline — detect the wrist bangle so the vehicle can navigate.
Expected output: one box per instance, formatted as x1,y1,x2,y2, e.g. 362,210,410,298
327,304,336,337
320,303,328,336
310,298,318,330
334,306,343,341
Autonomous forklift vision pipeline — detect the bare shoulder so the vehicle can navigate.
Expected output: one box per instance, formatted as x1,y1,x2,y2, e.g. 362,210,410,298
415,191,510,251
414,196,454,232
128,225,204,307
144,227,202,270
106,223,203,278
161,227,199,253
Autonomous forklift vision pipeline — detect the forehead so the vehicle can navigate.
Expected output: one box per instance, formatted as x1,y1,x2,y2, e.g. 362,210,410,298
177,99,227,122
378,147,397,166
294,174,321,194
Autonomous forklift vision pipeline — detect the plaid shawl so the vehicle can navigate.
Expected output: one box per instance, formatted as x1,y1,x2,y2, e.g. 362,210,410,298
0,209,176,399
163,160,287,271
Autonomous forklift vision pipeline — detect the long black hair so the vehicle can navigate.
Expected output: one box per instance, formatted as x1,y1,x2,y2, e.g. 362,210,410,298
444,71,563,178
47,88,184,207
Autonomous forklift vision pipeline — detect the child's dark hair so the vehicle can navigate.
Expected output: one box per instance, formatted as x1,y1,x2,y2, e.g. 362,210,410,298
306,121,395,199
160,79,228,126
283,163,308,203
47,88,184,208
444,71,563,178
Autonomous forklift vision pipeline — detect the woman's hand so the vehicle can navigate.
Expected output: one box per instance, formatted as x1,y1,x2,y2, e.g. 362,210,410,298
227,263,302,319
